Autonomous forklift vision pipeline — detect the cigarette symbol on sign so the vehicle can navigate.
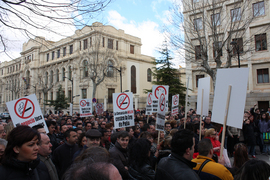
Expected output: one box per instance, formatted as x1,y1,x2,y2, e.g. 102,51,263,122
14,98,35,119
116,93,130,110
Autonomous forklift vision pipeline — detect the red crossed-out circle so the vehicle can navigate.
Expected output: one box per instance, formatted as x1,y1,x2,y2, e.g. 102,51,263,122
80,100,87,107
154,86,167,99
14,98,35,119
116,93,130,110
173,95,179,105
147,93,152,105
159,93,165,112
96,103,102,109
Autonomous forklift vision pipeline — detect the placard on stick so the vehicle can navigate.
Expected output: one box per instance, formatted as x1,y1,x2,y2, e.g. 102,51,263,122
146,92,153,115
212,68,249,129
152,85,169,112
197,77,210,116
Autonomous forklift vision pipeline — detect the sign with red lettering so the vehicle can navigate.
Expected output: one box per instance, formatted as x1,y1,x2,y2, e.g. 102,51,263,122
6,94,49,133
79,99,92,117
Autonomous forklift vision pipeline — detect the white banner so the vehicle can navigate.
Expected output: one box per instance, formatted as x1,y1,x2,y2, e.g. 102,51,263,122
171,94,179,116
152,85,169,112
113,92,134,129
79,99,92,117
6,94,49,133
156,91,166,131
197,77,210,116
146,92,153,115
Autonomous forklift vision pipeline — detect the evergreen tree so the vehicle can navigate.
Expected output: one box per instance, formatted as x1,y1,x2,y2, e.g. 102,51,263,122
146,41,186,107
46,85,69,111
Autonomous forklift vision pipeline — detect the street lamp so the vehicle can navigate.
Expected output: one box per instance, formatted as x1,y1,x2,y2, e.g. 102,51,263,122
64,76,73,115
230,40,240,68
108,65,122,92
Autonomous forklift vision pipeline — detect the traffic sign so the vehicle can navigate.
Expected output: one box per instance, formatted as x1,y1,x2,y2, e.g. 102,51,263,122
116,93,130,110
92,98,97,103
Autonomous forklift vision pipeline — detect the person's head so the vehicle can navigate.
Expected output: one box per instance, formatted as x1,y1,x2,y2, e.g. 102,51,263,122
248,115,254,122
194,123,205,136
91,121,99,129
261,113,269,122
85,122,92,131
170,120,177,129
65,129,78,145
117,131,129,149
100,122,106,129
46,120,56,135
198,139,213,157
76,123,83,130
129,138,152,167
85,129,101,147
141,123,150,132
66,119,72,125
126,127,134,137
38,133,52,157
138,120,144,128
139,131,153,145
204,128,216,138
0,138,7,161
165,122,172,132
32,124,46,134
205,116,211,124
3,126,40,163
171,129,195,160
233,143,249,169
234,159,270,180
60,124,68,133
149,124,155,133
74,146,110,163
0,124,7,139
161,135,172,149
77,132,87,148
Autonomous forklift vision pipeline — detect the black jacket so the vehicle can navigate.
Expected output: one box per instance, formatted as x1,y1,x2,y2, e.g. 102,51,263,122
129,163,155,180
0,157,50,180
155,153,200,180
109,142,130,180
243,123,256,146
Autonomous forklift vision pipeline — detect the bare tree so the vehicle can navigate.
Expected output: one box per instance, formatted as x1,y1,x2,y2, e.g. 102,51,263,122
0,0,111,59
167,0,269,87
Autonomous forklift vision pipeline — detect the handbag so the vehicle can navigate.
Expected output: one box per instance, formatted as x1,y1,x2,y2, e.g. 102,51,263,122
263,132,270,144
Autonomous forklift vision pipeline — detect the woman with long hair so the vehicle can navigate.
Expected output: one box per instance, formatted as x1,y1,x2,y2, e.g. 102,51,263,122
229,143,249,176
258,113,270,154
0,125,48,180
128,138,155,180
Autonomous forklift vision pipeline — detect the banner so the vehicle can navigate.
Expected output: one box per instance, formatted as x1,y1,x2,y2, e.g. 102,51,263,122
79,99,92,117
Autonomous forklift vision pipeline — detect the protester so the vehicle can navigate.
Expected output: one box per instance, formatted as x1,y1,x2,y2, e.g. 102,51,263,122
129,138,155,180
0,138,7,162
204,128,221,156
0,126,49,180
192,139,233,180
155,129,200,180
74,146,110,163
227,126,240,157
258,113,270,154
204,116,214,129
77,132,87,149
243,117,256,158
0,124,7,139
46,120,59,152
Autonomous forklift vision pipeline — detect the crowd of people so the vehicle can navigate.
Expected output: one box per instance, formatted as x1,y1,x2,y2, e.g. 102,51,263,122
0,105,270,180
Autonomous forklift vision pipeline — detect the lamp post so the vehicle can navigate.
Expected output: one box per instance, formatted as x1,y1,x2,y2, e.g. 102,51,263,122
64,76,73,115
230,40,241,68
109,65,122,92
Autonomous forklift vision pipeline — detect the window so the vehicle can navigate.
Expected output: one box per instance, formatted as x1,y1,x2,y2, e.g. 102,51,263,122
257,69,269,83
196,74,205,87
68,66,72,79
62,68,65,81
107,60,114,77
57,49,60,58
231,8,241,22
50,70,54,84
83,60,88,77
211,13,220,26
116,41,118,50
51,92,53,101
130,45,134,54
131,65,136,94
82,89,87,99
194,18,203,30
90,37,92,47
108,88,115,103
83,39,88,50
63,47,66,57
213,41,223,57
68,90,72,103
26,70,31,89
255,33,267,51
52,51,55,60
45,72,48,86
70,45,73,54
232,38,243,54
56,69,59,82
147,68,152,82
102,37,105,47
44,92,48,101
47,53,49,62
195,45,202,60
108,39,113,49
253,1,265,17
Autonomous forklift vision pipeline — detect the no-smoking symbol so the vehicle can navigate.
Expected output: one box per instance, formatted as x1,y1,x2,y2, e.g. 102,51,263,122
159,93,165,112
116,93,130,110
80,100,87,107
148,93,152,105
14,98,35,119
173,95,178,105
154,86,167,99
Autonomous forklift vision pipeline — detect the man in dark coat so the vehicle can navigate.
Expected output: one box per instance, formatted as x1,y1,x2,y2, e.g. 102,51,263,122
155,129,200,180
52,129,78,179
109,131,130,180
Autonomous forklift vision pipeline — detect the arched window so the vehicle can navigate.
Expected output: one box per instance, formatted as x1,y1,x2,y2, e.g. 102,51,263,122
68,66,72,79
62,68,65,81
45,72,48,86
56,69,59,82
107,60,114,77
131,65,136,94
26,70,30,89
83,60,88,77
147,68,151,82
50,70,54,84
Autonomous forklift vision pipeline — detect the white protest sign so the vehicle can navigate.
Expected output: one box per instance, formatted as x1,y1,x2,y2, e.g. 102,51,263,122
113,92,134,128
197,77,210,116
152,85,169,112
156,92,166,131
6,94,49,133
95,103,104,115
212,68,249,129
146,92,153,115
171,94,179,116
79,99,92,117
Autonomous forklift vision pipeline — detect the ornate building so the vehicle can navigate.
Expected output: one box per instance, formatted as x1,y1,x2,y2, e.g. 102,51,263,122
0,22,154,113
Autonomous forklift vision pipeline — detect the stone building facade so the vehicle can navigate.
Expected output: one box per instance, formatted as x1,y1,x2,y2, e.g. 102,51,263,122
183,0,270,111
0,22,154,113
